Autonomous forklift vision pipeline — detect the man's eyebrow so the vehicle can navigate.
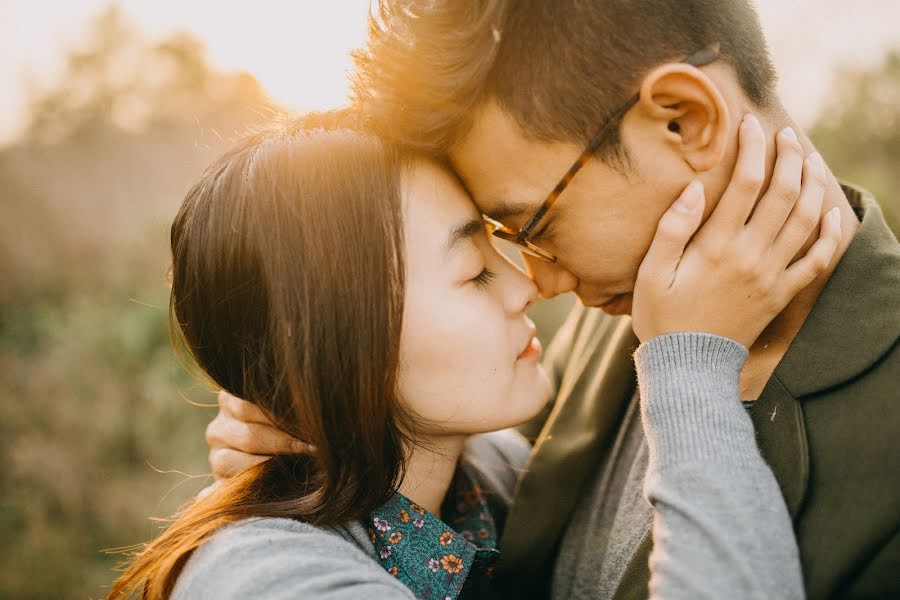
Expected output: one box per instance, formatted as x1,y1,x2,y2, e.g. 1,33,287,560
444,218,486,256
487,200,533,223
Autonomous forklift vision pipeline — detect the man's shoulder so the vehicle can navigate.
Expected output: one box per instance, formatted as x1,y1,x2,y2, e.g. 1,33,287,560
762,184,900,598
545,305,637,370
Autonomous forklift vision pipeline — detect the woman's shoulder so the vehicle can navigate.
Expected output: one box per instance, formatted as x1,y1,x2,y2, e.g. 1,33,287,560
172,517,415,600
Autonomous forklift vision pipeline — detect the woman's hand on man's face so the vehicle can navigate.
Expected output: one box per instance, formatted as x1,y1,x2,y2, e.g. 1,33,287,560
631,114,843,349
205,390,313,480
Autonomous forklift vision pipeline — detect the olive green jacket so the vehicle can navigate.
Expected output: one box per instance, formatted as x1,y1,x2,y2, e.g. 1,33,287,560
495,185,899,600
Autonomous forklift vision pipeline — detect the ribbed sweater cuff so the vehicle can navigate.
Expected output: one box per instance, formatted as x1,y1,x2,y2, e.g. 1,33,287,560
634,332,756,470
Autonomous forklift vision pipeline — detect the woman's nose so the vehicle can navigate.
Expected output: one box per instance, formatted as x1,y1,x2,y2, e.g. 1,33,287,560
523,253,578,299
503,260,540,315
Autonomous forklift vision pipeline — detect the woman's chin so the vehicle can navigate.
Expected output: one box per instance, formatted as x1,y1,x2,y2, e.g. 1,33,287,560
509,367,552,424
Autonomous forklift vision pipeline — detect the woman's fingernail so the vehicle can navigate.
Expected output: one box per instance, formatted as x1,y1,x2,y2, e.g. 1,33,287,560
674,180,704,213
807,152,825,179
780,127,798,143
827,206,841,226
744,113,760,130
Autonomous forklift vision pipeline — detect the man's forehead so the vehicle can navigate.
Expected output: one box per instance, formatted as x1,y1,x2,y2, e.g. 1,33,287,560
448,162,541,224
449,100,562,223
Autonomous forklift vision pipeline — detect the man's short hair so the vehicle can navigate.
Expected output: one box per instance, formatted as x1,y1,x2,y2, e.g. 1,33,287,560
352,0,777,158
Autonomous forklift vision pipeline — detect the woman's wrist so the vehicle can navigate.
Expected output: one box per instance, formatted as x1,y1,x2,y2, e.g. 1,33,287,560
634,332,757,470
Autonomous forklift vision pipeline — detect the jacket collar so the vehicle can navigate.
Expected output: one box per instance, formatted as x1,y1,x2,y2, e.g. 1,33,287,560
775,184,900,398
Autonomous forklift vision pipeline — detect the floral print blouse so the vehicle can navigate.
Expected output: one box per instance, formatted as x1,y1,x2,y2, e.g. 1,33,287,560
367,464,501,600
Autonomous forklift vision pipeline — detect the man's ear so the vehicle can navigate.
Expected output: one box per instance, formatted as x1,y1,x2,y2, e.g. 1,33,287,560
636,63,730,173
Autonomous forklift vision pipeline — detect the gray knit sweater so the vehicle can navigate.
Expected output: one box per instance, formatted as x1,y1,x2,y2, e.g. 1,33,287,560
172,332,804,600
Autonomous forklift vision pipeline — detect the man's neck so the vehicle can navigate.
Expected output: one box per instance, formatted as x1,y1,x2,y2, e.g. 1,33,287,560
396,434,466,519
739,118,860,400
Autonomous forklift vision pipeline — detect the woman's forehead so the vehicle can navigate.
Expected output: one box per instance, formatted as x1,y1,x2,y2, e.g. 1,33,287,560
402,159,481,226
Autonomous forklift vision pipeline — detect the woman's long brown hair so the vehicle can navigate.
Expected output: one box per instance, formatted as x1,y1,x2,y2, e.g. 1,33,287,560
108,115,410,599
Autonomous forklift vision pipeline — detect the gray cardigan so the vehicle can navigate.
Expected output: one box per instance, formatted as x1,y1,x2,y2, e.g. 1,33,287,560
172,333,803,600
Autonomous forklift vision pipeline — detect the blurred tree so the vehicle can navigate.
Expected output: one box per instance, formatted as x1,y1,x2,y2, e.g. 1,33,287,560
810,51,900,232
26,5,145,142
25,5,269,144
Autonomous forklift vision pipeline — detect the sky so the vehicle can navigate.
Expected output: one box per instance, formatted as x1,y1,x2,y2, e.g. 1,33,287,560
1,0,899,145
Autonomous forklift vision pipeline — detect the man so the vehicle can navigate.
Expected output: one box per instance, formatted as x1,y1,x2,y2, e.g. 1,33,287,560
208,1,899,598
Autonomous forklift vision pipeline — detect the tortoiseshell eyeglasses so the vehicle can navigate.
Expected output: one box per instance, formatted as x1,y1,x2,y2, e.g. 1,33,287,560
486,45,720,263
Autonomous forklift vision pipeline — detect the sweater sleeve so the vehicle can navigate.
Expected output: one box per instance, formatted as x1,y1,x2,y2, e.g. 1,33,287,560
634,332,805,600
171,517,416,600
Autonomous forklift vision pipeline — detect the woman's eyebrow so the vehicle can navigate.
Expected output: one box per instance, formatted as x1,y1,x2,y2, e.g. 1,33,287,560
444,218,485,256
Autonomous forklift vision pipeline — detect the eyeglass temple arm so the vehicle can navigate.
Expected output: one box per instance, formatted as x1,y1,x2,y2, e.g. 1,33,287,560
515,44,720,243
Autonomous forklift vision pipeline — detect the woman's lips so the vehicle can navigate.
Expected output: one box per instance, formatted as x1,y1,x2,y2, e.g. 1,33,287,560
517,334,542,360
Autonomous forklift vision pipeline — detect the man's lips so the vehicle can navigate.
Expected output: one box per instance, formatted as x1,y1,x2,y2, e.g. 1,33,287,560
600,294,632,316
586,293,623,308
581,293,632,315
597,296,620,308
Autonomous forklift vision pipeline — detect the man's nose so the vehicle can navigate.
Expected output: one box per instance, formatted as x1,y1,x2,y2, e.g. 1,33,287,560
523,253,578,299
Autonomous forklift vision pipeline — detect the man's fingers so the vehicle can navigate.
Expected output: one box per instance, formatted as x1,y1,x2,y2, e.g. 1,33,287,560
639,180,705,283
206,412,312,455
770,152,827,267
746,127,805,245
704,114,765,232
208,447,268,480
208,390,315,483
217,389,272,426
780,207,842,297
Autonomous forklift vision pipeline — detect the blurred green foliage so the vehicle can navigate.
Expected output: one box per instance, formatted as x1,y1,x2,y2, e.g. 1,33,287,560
810,51,900,232
0,7,273,598
0,7,896,599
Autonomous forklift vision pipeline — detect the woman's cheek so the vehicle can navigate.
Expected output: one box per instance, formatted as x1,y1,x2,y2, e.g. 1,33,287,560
412,296,514,428
449,297,516,424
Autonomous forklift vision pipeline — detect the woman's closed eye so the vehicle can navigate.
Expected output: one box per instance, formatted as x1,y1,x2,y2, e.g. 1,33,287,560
471,266,497,289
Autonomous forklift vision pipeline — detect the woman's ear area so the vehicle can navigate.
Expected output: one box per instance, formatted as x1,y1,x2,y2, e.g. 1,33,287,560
634,62,731,173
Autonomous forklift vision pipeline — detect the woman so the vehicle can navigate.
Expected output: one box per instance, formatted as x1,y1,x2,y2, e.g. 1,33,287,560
109,111,838,599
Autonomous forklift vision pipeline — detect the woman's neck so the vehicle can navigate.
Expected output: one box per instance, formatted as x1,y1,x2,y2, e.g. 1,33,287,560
397,434,467,519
